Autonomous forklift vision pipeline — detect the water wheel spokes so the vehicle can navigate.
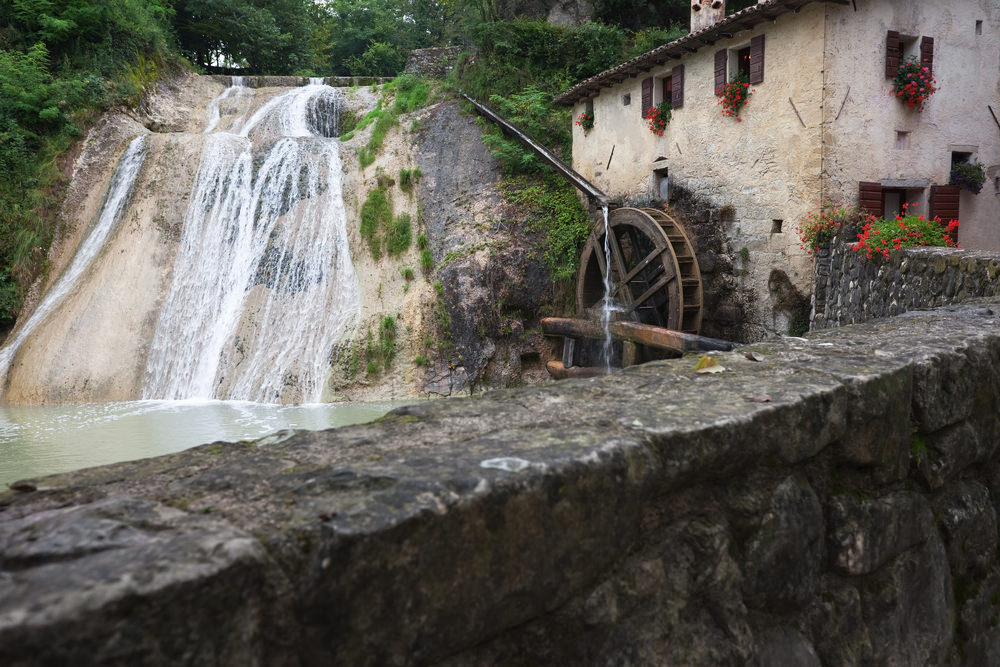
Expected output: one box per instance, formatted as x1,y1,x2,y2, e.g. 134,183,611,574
577,207,702,334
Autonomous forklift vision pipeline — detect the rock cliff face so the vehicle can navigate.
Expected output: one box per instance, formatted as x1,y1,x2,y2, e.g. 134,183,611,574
3,301,1000,665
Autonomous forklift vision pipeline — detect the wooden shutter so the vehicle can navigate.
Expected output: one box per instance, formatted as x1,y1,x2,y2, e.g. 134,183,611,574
886,30,900,77
920,36,934,73
714,49,727,93
671,64,684,109
662,76,672,101
749,34,765,84
858,181,884,217
929,185,959,222
641,77,653,116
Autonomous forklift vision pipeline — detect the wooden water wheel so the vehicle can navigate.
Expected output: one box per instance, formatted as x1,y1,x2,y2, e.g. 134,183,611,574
577,207,703,334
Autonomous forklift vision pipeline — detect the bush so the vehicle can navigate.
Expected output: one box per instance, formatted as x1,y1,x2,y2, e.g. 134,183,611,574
851,204,959,260
796,203,873,256
950,162,986,194
360,188,392,258
385,213,412,256
399,167,422,192
504,174,590,281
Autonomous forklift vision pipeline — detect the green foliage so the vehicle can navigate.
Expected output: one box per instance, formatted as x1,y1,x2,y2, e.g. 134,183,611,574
627,25,688,58
950,161,986,194
420,248,434,271
385,213,412,256
480,86,571,174
399,167,423,192
387,74,431,113
851,206,960,260
504,175,590,281
400,267,415,281
360,187,392,259
364,314,398,374
417,233,428,250
413,354,430,366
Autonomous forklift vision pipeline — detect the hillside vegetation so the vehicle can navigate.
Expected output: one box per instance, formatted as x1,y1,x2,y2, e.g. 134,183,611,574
0,0,762,327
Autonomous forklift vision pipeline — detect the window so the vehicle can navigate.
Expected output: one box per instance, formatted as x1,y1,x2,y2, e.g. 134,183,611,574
976,20,983,36
737,47,751,78
895,131,910,150
886,31,934,76
771,219,783,234
622,93,631,106
585,99,594,117
716,34,764,92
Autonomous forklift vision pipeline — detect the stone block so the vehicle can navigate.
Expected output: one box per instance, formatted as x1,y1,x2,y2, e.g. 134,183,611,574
932,481,998,579
827,491,935,576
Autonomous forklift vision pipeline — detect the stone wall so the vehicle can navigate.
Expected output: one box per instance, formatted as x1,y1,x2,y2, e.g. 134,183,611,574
812,240,1000,329
3,303,1000,665
403,47,464,80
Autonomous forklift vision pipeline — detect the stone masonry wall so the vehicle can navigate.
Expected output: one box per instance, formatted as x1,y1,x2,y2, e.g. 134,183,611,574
812,241,1000,329
3,303,1000,665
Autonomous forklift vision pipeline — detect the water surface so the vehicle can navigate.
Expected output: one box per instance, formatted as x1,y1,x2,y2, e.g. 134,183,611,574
0,400,401,486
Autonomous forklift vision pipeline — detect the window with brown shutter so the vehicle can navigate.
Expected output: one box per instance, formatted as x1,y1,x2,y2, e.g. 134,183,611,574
641,77,653,116
886,30,901,77
920,36,934,73
748,34,765,84
858,181,884,217
929,185,959,222
714,49,727,93
671,64,684,109
662,76,672,102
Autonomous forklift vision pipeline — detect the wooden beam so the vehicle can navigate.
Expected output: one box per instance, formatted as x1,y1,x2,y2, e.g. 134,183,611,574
546,361,604,380
541,318,737,354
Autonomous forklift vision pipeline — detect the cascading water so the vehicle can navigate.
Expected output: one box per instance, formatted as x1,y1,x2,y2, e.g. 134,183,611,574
0,135,149,379
600,204,614,374
142,78,360,403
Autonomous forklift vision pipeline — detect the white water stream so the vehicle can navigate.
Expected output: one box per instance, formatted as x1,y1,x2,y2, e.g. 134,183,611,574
0,135,149,379
600,205,614,373
143,78,360,403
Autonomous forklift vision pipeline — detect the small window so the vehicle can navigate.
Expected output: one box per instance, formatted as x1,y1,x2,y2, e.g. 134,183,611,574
622,93,631,106
976,20,983,36
771,219,783,234
895,131,910,150
737,47,751,78
586,99,594,117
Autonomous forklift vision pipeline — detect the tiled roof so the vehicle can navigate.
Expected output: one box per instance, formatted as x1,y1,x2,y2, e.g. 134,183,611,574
553,0,847,105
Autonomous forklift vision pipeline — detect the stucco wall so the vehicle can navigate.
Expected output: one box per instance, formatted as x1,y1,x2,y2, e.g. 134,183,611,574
822,0,1000,250
570,5,827,335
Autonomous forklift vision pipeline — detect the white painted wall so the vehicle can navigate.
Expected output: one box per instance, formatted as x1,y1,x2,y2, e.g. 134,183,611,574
822,0,1000,250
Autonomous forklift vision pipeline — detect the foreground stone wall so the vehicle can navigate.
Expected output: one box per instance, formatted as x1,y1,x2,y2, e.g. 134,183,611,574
812,241,1000,329
3,303,1000,665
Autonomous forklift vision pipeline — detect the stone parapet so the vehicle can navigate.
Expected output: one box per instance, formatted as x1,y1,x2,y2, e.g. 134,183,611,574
812,243,1000,330
3,303,1000,664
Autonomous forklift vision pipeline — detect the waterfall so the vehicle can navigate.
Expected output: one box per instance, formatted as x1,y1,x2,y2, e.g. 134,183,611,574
143,79,360,403
0,135,149,379
600,204,613,374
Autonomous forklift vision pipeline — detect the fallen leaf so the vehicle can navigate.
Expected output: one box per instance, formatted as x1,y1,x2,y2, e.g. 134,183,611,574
694,355,725,373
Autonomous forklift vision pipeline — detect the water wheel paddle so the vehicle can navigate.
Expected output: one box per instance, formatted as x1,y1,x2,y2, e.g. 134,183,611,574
577,207,703,334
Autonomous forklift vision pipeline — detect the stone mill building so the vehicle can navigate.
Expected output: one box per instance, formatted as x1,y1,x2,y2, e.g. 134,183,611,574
556,0,1000,336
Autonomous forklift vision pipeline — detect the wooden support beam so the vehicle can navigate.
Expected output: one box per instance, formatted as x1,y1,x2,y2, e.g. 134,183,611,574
541,318,737,354
546,361,604,380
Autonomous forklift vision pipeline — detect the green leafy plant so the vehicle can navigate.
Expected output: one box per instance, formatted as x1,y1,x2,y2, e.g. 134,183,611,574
359,188,392,259
716,71,753,121
575,110,594,132
385,213,412,255
950,162,986,194
850,203,959,260
644,100,671,135
796,203,874,257
503,174,589,281
399,167,423,192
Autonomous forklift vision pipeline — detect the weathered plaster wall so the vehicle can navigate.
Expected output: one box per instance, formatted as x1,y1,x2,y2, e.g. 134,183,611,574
3,302,1000,665
570,4,826,335
812,239,1000,330
822,0,1000,249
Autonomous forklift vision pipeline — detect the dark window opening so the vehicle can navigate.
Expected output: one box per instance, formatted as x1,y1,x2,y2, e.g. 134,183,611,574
622,93,631,106
661,76,672,103
976,20,983,35
951,151,973,170
771,219,783,234
738,47,751,78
